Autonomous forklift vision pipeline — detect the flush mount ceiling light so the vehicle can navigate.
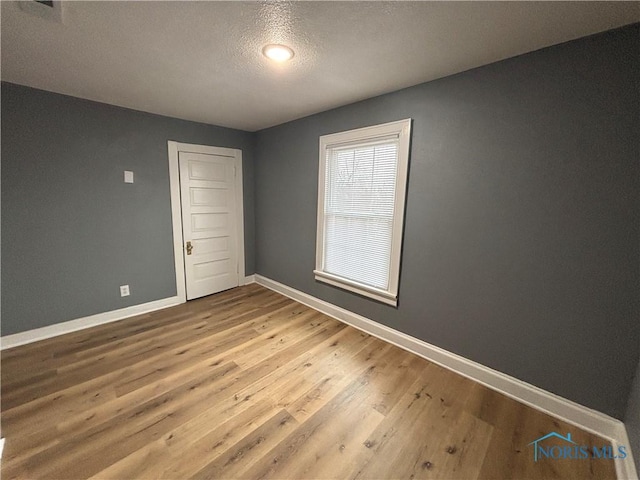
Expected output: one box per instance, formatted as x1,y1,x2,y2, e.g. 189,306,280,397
262,44,295,62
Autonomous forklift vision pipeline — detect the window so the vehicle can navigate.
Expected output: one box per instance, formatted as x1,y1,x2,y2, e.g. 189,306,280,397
315,119,411,306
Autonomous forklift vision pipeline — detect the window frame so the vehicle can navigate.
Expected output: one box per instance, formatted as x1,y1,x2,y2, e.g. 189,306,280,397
314,118,412,306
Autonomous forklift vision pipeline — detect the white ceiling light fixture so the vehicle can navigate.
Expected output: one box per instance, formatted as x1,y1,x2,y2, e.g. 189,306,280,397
262,44,295,62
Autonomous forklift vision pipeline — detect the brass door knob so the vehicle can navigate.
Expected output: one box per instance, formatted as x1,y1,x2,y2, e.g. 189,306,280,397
186,241,193,255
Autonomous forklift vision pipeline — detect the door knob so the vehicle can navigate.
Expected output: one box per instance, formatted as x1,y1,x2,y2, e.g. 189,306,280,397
186,241,193,255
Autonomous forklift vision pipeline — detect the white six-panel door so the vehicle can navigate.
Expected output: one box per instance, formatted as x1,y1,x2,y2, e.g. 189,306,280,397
179,151,239,300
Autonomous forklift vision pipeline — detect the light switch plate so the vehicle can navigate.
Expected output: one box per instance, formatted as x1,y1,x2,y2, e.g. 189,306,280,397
124,171,134,183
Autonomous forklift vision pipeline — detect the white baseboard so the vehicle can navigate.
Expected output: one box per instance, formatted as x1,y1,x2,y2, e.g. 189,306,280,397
255,274,637,480
243,274,256,285
613,424,638,480
1,296,183,350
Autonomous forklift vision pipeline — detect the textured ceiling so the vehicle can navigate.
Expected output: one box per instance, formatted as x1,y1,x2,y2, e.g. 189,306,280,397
1,1,638,131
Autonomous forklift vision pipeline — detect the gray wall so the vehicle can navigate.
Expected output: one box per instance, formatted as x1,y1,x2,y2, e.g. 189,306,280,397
627,357,640,473
1,82,255,335
254,24,639,419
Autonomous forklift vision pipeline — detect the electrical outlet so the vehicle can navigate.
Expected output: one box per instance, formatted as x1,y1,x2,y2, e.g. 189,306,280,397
120,285,130,297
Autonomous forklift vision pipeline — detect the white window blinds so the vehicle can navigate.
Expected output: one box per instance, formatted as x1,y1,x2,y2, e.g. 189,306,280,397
323,140,399,290
315,119,411,306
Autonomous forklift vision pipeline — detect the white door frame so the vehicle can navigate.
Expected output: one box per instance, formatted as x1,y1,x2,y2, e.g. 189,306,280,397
167,141,245,303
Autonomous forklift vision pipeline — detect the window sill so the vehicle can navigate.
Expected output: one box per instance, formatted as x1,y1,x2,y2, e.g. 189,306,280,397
313,270,397,307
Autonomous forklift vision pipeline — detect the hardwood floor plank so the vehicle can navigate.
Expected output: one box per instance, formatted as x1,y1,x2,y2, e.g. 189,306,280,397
1,296,289,406
88,397,280,480
238,375,385,480
1,284,267,367
190,408,300,480
1,300,299,434
345,367,459,479
2,361,240,479
1,285,617,480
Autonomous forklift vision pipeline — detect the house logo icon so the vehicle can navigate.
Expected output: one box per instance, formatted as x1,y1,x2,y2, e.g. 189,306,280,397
528,431,628,462
528,432,576,462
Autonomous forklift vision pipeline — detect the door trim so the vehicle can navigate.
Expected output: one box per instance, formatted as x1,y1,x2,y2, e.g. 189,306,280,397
167,141,245,304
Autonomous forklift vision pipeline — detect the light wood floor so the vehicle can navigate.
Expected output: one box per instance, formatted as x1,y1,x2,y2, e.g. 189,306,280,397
1,284,616,479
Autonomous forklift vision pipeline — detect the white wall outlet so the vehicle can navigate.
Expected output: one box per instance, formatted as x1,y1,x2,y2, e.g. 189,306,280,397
124,171,134,183
120,285,130,297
